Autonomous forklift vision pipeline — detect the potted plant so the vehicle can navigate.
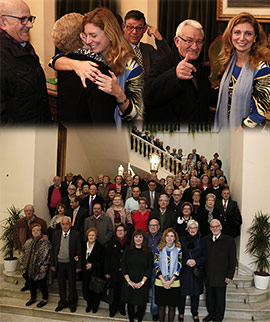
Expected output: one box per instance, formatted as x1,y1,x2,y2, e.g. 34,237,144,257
246,211,270,290
0,205,22,272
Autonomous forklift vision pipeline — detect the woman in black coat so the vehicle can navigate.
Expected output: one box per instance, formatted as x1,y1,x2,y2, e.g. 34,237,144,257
178,220,207,322
121,229,153,322
82,227,105,313
104,223,129,317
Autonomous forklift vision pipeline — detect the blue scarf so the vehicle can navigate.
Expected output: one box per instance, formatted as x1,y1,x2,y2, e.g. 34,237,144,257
159,243,179,281
214,52,258,130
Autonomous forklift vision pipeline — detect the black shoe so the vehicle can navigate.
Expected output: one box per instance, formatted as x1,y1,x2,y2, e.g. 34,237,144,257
92,307,98,313
202,314,212,322
153,315,159,321
21,286,29,292
109,310,117,317
55,305,67,312
193,317,200,322
178,316,184,322
36,301,47,308
69,307,76,313
119,308,126,315
86,305,92,313
25,299,36,306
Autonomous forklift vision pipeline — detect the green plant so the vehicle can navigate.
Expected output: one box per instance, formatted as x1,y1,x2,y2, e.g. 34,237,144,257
246,211,270,276
0,205,23,259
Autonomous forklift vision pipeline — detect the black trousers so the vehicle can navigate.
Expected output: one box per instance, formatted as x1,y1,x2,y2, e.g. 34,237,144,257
57,262,77,308
205,284,227,321
178,294,200,316
29,276,48,300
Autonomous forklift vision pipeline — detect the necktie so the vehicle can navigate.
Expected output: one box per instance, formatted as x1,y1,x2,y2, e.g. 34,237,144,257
223,200,227,212
94,216,98,228
72,209,77,226
134,45,145,73
89,196,93,216
150,192,154,209
64,233,67,238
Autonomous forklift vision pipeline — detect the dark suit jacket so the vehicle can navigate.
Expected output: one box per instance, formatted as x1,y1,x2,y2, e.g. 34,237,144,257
214,199,242,238
168,199,184,216
61,195,73,209
121,185,134,202
51,229,81,270
67,206,88,236
141,190,160,210
82,195,104,215
61,181,76,192
47,185,67,207
148,208,177,232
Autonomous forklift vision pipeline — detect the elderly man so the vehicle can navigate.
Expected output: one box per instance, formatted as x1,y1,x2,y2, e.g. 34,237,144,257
61,184,76,209
141,180,160,210
122,10,170,76
51,216,81,313
0,0,51,124
13,204,48,291
203,219,236,322
47,176,67,218
144,19,217,123
82,184,104,216
124,186,141,214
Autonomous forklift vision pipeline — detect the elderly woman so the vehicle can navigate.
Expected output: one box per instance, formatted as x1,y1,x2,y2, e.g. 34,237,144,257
121,229,153,322
178,220,207,322
154,228,182,322
215,12,270,129
52,8,144,127
109,175,123,193
176,202,194,238
106,193,132,228
20,223,51,308
48,203,66,241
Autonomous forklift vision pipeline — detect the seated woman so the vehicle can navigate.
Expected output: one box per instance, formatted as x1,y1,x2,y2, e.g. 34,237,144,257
20,223,51,308
48,203,66,241
215,12,270,129
52,8,144,127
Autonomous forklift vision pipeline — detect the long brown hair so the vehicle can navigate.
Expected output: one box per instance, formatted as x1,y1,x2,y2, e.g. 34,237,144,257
158,228,181,251
130,229,148,253
219,12,270,72
83,7,134,75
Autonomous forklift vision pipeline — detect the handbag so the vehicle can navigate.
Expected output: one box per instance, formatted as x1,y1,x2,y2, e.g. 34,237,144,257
88,276,107,294
101,279,114,304
192,265,206,280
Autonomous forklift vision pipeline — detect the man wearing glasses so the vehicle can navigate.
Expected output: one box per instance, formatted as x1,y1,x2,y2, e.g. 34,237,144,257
144,19,217,125
122,10,170,76
0,0,51,124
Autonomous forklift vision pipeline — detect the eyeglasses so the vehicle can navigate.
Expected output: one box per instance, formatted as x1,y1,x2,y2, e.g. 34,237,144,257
1,14,36,25
116,229,125,232
149,224,159,227
210,225,220,229
178,36,204,47
125,25,144,32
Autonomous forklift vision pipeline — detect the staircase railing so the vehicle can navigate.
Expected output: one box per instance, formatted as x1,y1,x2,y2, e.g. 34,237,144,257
130,133,182,175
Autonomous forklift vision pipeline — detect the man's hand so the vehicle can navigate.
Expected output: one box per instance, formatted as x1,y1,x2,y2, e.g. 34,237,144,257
176,53,196,80
51,266,56,272
146,24,162,41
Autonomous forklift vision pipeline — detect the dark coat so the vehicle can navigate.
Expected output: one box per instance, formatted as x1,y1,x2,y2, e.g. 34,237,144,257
82,195,104,215
148,208,177,232
144,45,217,123
61,195,73,209
168,199,184,216
0,33,51,124
179,233,207,295
121,247,153,305
195,206,219,237
214,199,242,238
50,229,81,271
66,206,88,236
141,190,161,210
204,233,236,287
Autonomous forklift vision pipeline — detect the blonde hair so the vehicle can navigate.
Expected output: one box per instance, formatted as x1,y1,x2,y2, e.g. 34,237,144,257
52,13,84,54
83,7,134,75
158,228,181,251
219,12,270,72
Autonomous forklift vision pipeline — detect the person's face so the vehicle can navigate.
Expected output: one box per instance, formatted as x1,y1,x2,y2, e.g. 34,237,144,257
143,172,149,180
93,204,102,217
116,226,126,239
24,205,34,220
70,198,79,209
212,178,219,187
31,226,42,239
113,196,122,207
148,182,156,191
206,197,215,208
188,224,198,237
115,176,122,185
66,174,73,182
57,205,65,215
202,176,209,184
210,221,222,237
222,190,230,200
53,176,61,187
231,22,256,56
165,187,173,195
134,176,140,185
182,205,191,217
82,23,111,57
77,179,83,187
165,231,175,246
98,175,103,183
192,192,201,201
123,171,129,179
108,190,116,199
68,185,76,196
159,196,169,210
88,231,97,243
175,179,181,187
82,185,89,194
175,25,203,61
139,200,146,210
173,190,182,202
167,177,174,185
103,176,109,184
219,177,225,185
87,177,94,184
181,180,187,187
89,185,97,196
1,4,33,43
148,219,160,235
61,218,71,232
190,178,198,188
132,188,140,198
123,18,146,45
134,234,144,247
151,173,157,181
184,173,190,181
126,177,133,186
192,149,196,154
160,179,165,186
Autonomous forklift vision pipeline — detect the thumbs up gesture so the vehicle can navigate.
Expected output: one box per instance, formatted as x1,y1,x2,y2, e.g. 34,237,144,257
176,52,197,80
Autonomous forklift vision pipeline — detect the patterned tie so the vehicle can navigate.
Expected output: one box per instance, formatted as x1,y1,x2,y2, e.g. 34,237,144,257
89,196,93,216
72,209,77,226
223,200,227,212
134,45,145,73
150,192,154,209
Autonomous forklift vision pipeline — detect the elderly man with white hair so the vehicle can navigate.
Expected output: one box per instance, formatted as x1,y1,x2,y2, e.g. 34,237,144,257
144,19,217,124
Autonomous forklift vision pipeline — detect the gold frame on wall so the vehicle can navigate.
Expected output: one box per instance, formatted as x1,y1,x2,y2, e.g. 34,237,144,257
216,0,270,23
